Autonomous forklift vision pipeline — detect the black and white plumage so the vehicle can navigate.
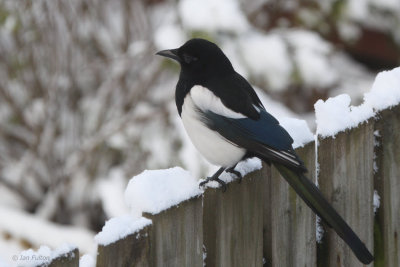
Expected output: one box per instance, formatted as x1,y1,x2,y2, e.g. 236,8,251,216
159,39,305,173
180,85,247,167
156,38,373,264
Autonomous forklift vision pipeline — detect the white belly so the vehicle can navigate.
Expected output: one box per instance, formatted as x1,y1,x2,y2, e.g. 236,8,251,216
181,88,246,167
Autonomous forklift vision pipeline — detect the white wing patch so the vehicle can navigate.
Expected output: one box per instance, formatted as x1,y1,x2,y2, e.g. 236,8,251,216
181,88,246,167
268,149,301,166
189,85,246,119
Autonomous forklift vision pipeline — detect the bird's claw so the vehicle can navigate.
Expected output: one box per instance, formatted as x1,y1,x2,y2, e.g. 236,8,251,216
226,167,243,184
199,176,227,192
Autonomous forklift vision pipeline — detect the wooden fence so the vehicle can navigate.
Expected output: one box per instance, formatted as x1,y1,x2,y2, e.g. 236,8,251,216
39,105,400,267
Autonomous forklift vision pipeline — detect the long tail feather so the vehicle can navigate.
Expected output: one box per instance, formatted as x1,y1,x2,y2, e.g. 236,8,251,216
273,163,374,264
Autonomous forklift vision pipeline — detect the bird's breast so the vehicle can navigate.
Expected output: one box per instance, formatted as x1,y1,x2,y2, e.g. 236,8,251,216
180,86,246,167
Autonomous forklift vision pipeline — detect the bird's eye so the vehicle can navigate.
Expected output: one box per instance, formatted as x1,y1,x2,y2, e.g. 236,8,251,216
182,54,198,64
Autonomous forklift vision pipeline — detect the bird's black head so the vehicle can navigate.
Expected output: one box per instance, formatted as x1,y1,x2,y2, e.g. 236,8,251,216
156,38,234,80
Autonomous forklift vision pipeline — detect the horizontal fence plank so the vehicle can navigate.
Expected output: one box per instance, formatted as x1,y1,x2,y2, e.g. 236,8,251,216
317,121,374,266
203,168,267,267
144,196,203,267
374,104,400,267
270,142,317,267
96,226,150,267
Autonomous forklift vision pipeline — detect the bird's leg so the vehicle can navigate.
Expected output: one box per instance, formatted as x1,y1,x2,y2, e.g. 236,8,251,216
199,167,227,191
225,164,243,183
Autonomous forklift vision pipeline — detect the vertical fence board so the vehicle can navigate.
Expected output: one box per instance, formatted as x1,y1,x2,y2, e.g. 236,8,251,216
318,122,374,266
270,142,317,267
263,165,272,267
47,248,79,267
203,169,266,267
96,227,150,267
144,196,203,267
374,105,400,267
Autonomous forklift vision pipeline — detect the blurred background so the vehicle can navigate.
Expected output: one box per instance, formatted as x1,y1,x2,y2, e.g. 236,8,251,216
0,0,399,264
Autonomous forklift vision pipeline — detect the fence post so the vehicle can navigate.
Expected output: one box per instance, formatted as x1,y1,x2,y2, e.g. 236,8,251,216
96,226,151,267
374,104,400,267
144,196,203,267
203,168,266,267
46,248,79,267
317,122,374,266
269,142,317,267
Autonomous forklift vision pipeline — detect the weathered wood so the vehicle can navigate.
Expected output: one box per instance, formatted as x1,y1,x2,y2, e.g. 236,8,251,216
203,169,266,267
262,164,272,267
270,142,317,267
317,122,374,266
374,104,400,267
44,248,79,267
91,107,400,266
38,248,79,267
96,227,150,267
25,248,79,267
144,196,203,267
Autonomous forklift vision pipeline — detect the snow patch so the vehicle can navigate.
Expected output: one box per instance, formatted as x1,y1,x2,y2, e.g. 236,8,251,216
279,117,314,148
124,167,203,216
315,94,374,138
364,67,400,112
202,245,207,267
96,168,129,218
154,24,186,50
373,190,381,214
239,33,292,91
0,206,95,256
286,29,337,88
0,257,8,267
79,254,96,267
315,67,400,138
17,243,76,267
179,0,249,34
235,157,263,176
205,157,262,188
94,215,151,246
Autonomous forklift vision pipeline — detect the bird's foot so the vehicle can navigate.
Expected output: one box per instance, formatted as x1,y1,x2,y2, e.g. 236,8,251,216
225,167,243,183
199,176,227,192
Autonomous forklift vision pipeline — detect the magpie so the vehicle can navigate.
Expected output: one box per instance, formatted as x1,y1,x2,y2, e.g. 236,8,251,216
156,38,373,264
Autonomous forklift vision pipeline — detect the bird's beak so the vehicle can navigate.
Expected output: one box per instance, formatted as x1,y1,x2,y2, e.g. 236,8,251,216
156,48,180,62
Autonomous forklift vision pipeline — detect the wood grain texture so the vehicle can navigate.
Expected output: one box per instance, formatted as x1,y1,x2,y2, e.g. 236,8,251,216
203,169,266,267
144,196,203,267
96,227,150,267
262,164,272,267
270,142,317,267
374,104,400,267
317,122,374,267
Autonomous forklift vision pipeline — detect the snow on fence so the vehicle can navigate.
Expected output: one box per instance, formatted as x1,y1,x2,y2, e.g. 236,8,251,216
23,68,400,267
32,104,400,267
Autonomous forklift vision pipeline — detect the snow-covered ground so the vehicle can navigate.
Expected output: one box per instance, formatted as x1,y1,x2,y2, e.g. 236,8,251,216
0,206,96,266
